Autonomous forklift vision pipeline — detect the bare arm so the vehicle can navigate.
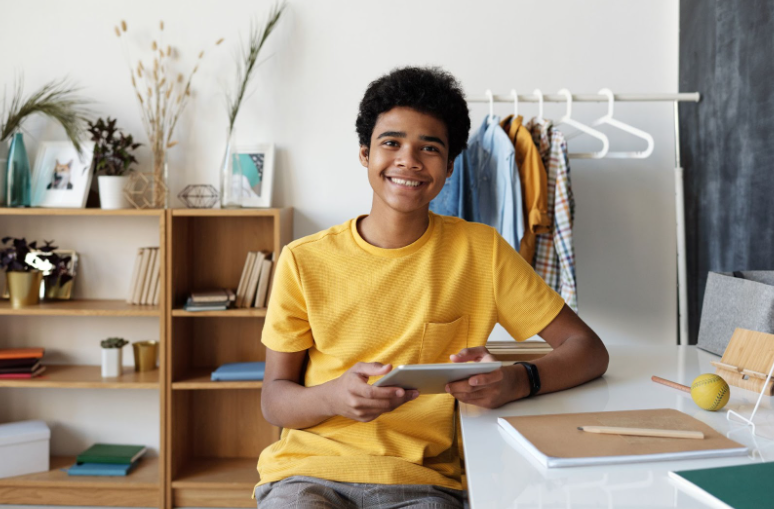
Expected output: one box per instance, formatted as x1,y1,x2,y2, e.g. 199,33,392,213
261,348,419,429
448,305,609,407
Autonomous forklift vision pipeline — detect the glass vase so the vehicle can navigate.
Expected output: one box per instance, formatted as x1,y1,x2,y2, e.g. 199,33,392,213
6,132,31,207
151,143,169,209
219,130,243,208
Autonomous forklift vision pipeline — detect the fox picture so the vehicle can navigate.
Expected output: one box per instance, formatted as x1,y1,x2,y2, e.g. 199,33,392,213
47,159,74,190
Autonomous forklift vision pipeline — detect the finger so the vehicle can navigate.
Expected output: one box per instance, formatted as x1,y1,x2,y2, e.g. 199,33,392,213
352,362,392,377
467,369,503,387
450,346,490,363
360,384,410,399
445,379,484,394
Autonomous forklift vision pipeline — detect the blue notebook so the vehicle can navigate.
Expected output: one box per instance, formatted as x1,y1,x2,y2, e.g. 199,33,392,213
211,361,265,381
68,461,137,476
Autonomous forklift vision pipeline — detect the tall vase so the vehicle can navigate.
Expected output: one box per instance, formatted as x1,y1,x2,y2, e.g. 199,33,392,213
219,130,242,208
0,138,8,206
151,141,169,209
6,133,31,207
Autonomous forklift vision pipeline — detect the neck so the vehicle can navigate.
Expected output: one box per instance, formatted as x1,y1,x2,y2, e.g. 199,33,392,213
358,201,430,249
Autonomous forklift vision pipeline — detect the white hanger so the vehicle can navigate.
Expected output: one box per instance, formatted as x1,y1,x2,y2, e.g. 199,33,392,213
591,88,654,158
533,88,544,122
554,89,609,159
485,89,494,124
511,89,519,117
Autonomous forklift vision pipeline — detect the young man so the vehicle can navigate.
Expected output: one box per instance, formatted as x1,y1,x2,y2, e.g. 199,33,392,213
255,67,608,508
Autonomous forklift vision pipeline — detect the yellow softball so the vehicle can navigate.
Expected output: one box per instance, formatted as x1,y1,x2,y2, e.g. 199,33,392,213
690,374,730,411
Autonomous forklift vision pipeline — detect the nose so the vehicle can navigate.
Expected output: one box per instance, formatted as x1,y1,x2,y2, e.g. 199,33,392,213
395,144,423,171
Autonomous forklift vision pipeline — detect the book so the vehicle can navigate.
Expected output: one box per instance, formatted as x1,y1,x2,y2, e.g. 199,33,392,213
184,298,228,312
0,365,46,378
190,289,234,303
132,248,150,305
0,360,42,374
68,461,138,476
126,248,143,304
141,248,158,306
235,251,257,308
76,443,147,465
211,362,266,381
244,252,268,308
153,277,161,306
253,259,273,308
0,357,41,369
147,248,161,306
0,348,45,360
497,408,748,468
669,461,774,509
264,253,278,307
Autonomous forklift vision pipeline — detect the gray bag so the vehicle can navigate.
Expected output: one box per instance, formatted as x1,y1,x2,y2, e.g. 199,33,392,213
697,271,774,356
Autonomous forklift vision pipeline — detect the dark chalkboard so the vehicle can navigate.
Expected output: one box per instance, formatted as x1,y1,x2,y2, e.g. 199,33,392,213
679,0,774,344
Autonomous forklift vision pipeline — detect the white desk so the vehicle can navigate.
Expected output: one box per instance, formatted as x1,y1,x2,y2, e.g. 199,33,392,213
459,346,774,509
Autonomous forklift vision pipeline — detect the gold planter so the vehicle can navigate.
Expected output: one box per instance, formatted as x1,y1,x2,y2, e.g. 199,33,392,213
132,341,159,372
7,271,43,309
43,277,74,300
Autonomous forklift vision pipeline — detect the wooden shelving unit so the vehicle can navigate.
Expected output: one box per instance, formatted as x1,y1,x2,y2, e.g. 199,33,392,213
0,207,167,508
1,206,293,508
166,208,292,508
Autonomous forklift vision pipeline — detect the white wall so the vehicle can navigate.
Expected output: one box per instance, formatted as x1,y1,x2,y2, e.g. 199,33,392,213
0,0,679,498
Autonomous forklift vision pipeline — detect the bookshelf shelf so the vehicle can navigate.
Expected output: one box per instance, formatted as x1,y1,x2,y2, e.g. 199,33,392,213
171,307,267,317
172,368,263,390
0,207,164,217
171,458,258,508
0,456,160,507
0,299,160,316
0,365,160,389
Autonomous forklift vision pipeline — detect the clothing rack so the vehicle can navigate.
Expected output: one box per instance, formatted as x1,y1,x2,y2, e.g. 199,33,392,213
466,91,701,346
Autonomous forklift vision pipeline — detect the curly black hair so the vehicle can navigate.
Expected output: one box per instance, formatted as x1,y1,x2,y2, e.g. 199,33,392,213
355,66,471,161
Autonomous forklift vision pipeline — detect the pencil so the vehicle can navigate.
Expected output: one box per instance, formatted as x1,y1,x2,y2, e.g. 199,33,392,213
577,426,705,440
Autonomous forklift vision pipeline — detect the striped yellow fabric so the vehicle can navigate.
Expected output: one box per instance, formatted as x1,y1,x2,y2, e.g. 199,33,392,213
256,212,564,490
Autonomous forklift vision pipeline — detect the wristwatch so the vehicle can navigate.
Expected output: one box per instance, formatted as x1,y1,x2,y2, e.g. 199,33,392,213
514,362,541,398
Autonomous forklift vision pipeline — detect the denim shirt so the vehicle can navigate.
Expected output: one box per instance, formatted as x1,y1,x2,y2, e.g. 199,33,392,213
430,115,523,249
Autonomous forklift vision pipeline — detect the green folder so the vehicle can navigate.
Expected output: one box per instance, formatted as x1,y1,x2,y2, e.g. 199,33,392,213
669,461,774,509
76,444,147,465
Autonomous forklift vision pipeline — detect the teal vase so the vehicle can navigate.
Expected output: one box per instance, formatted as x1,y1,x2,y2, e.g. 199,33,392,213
7,132,31,207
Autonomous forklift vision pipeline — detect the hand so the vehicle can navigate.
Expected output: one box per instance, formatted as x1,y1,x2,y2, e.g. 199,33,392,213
326,362,419,422
446,347,524,409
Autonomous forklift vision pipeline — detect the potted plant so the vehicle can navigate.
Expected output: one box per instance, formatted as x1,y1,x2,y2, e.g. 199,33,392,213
0,237,58,308
87,117,141,209
100,337,129,377
36,246,75,299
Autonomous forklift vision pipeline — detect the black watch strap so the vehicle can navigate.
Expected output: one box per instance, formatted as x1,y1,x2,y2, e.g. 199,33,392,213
514,362,541,397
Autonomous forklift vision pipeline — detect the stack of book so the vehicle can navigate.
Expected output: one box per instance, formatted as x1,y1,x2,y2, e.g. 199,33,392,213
68,443,147,476
126,247,161,306
184,289,236,312
235,251,276,309
0,348,46,379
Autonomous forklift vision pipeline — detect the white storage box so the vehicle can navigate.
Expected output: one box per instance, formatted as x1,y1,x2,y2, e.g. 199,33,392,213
0,420,50,479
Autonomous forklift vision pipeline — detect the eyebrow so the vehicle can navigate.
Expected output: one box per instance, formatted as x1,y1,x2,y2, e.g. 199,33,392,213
376,131,446,147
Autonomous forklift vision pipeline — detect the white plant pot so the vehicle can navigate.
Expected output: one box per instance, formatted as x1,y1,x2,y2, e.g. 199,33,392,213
98,175,131,209
101,348,122,377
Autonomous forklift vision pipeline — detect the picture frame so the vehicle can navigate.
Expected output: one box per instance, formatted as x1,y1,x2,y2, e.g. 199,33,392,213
31,141,95,208
229,143,275,208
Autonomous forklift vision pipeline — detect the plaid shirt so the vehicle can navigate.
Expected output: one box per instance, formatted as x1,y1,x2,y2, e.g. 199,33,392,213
526,118,577,311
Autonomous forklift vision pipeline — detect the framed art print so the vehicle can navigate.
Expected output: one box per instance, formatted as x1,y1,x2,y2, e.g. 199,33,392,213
230,143,275,208
32,141,95,208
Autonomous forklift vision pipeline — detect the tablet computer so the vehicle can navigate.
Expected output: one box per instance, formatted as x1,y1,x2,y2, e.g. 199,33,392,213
372,362,502,394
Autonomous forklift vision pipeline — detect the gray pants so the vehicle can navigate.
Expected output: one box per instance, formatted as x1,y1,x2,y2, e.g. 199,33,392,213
255,475,465,509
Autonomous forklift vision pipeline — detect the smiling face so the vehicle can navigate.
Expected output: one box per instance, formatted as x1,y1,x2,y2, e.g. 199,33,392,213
360,106,454,216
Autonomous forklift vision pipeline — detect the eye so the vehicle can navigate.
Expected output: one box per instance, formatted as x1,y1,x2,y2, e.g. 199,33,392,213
423,145,440,152
382,140,398,147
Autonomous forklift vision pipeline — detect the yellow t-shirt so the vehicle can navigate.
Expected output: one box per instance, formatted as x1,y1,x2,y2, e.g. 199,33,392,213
256,212,564,491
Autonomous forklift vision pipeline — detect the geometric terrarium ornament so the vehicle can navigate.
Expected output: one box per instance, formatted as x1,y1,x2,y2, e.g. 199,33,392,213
178,184,219,208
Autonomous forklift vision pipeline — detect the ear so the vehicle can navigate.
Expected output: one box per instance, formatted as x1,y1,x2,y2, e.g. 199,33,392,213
446,158,455,178
358,145,370,168
66,160,73,168
55,159,60,165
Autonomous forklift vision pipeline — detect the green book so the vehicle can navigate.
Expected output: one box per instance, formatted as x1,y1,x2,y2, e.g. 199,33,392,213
669,461,774,509
76,444,147,465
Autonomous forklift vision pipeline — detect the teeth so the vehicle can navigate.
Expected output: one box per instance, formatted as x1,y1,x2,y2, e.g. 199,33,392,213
390,177,421,187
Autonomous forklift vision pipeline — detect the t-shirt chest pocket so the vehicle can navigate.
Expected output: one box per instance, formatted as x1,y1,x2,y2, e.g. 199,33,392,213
419,315,469,364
